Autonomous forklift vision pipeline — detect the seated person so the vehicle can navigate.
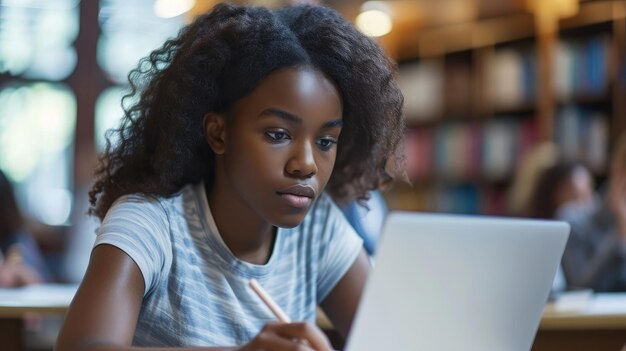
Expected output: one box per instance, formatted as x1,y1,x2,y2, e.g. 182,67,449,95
557,133,626,292
526,161,595,291
527,162,594,220
0,169,48,287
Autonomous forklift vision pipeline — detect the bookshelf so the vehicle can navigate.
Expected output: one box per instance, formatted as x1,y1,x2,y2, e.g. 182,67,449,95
389,1,626,216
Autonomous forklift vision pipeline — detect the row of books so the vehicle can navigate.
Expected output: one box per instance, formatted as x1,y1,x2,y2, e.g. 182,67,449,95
405,108,609,182
435,184,508,215
555,106,609,172
387,183,509,216
554,36,610,101
398,35,611,121
492,35,610,108
405,118,536,182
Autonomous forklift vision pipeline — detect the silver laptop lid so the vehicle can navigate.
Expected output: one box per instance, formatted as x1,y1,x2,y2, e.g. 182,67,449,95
345,212,570,351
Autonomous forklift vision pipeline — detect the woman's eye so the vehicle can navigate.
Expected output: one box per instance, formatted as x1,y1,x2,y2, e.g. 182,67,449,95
265,131,290,142
316,137,337,151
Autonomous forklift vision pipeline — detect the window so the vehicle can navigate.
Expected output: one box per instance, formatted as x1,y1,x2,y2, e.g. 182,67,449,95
0,0,79,80
0,83,76,225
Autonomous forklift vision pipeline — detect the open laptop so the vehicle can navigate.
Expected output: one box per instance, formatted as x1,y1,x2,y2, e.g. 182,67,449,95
344,212,570,351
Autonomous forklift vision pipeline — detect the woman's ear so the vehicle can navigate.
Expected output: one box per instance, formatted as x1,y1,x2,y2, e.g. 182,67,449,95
203,113,227,155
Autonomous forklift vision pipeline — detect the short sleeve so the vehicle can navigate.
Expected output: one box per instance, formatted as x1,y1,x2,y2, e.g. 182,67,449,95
94,194,172,296
313,194,363,302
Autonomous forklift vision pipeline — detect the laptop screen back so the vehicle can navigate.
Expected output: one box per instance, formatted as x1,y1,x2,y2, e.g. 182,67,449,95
344,212,570,351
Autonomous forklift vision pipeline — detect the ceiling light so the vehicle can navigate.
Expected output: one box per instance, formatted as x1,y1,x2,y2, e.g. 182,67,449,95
153,0,196,19
356,2,393,37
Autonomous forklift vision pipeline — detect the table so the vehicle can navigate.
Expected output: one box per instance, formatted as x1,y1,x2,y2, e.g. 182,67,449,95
317,292,626,350
0,284,77,351
532,292,626,351
2,286,626,351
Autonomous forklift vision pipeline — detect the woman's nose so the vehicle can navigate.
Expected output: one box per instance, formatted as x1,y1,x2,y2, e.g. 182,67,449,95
285,141,317,178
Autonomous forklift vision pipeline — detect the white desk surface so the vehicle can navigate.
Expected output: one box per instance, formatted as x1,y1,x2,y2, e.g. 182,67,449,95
0,284,78,318
1,285,626,330
317,292,626,331
541,292,626,330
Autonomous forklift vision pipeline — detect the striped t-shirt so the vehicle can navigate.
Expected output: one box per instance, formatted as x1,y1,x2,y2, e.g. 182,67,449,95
94,182,363,347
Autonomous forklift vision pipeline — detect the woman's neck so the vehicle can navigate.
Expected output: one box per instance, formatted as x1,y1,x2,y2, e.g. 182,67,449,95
206,177,276,265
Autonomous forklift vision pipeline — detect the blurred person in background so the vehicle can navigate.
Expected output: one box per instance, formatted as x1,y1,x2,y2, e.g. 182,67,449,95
0,169,48,287
527,162,595,220
510,142,595,291
522,159,595,292
557,132,626,292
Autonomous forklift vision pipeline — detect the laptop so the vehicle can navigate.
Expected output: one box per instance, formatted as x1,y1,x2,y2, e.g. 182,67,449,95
344,212,570,351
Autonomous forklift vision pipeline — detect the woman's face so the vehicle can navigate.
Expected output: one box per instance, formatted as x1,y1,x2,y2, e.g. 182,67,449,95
218,67,343,228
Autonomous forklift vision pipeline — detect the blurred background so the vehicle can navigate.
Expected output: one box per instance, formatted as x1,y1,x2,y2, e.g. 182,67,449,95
1,0,625,350
0,0,624,281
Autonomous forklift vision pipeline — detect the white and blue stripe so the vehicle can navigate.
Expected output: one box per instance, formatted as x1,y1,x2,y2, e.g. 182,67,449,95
94,183,362,347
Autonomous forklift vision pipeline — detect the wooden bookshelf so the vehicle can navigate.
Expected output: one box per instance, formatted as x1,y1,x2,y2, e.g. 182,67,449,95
390,1,625,216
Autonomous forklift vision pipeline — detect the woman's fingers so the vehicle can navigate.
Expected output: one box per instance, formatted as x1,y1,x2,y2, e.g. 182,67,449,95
245,322,331,351
253,327,316,351
272,322,331,350
0,263,41,287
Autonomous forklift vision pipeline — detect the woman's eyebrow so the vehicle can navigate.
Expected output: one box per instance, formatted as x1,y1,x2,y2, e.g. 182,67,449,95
259,108,343,128
322,119,343,128
259,108,302,124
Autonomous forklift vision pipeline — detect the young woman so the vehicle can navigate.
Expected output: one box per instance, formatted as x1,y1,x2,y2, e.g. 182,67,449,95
56,4,405,350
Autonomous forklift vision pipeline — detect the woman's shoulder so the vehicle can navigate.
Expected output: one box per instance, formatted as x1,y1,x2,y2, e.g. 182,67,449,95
104,187,190,224
107,193,166,217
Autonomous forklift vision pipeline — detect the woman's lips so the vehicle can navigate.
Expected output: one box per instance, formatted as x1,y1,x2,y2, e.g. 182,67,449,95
276,184,316,209
278,193,312,208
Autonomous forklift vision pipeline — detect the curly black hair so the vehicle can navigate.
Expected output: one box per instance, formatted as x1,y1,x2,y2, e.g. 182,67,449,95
89,3,405,220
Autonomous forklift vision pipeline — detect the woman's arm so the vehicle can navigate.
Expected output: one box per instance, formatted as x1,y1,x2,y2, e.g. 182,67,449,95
56,245,236,351
55,244,146,351
319,249,370,339
56,244,331,351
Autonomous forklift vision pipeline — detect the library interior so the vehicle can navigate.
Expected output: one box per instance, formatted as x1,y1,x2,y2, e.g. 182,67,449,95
1,0,626,350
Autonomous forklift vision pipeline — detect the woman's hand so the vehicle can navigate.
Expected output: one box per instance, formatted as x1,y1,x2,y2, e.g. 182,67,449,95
240,322,333,351
0,245,41,287
0,262,41,287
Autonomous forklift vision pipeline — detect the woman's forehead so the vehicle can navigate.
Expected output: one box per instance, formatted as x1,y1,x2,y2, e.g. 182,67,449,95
230,67,343,124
